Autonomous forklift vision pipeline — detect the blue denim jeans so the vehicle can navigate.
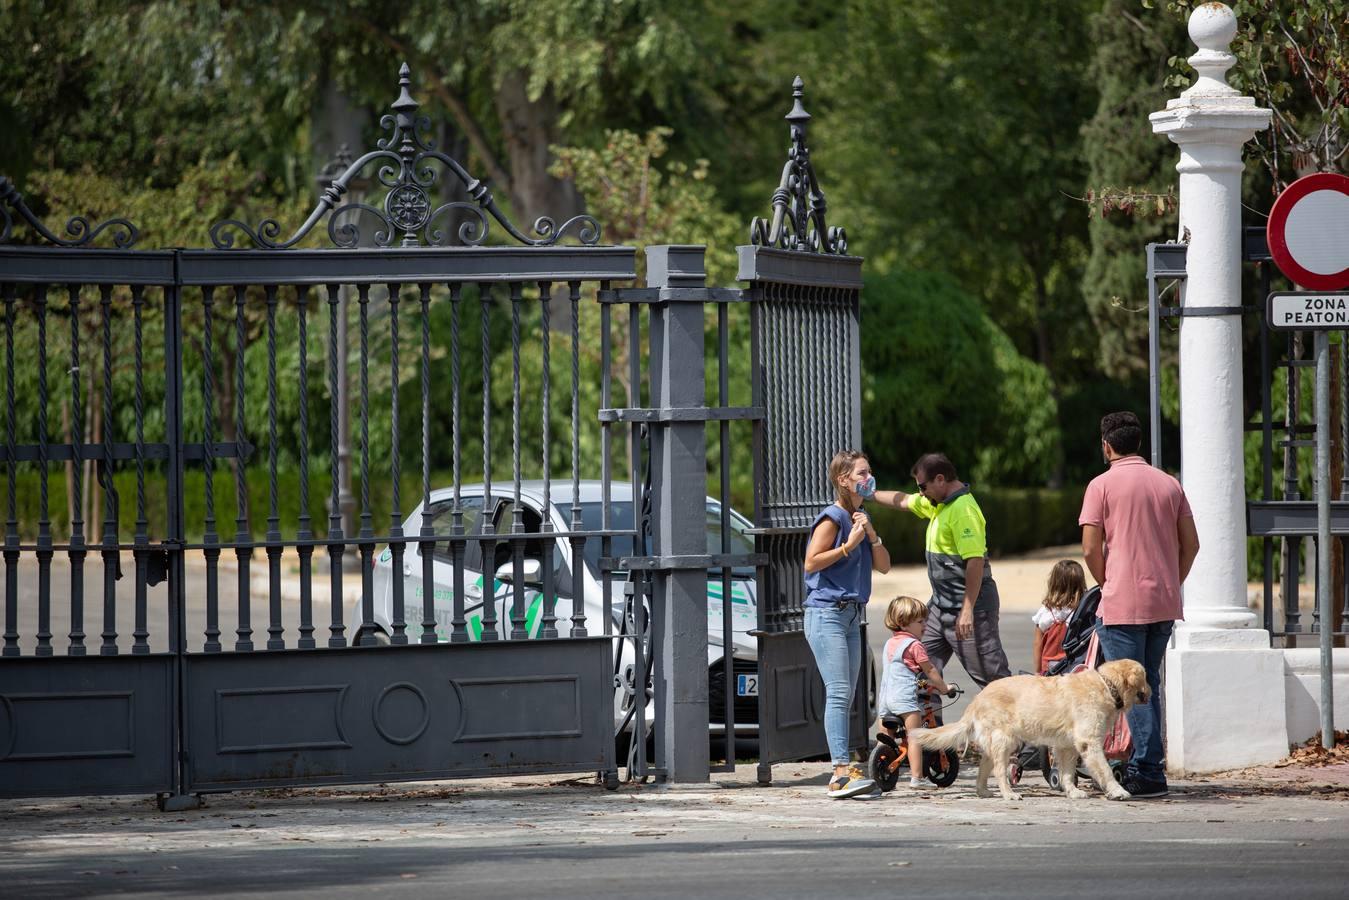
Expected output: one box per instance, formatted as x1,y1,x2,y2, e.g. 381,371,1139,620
1096,620,1174,782
804,603,863,765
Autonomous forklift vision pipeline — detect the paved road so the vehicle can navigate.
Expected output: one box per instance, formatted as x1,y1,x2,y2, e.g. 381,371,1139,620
3,767,1347,899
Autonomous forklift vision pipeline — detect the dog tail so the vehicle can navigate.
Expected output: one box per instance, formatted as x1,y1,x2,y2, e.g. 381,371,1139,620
910,717,973,754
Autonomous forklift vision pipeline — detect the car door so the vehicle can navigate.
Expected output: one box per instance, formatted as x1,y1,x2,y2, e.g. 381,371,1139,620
485,498,574,639
407,495,487,641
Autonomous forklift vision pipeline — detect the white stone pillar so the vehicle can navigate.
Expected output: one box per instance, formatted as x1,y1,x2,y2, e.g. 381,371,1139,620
1150,2,1268,631
1150,3,1287,774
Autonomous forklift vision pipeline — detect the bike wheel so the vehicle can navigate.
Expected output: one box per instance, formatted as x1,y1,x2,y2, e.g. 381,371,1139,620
926,748,960,788
868,740,902,792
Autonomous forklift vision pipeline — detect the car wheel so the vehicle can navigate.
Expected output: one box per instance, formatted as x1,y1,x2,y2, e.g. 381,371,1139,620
353,626,390,647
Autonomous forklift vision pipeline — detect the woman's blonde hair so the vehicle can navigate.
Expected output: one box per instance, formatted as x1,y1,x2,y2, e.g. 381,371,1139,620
827,449,868,504
1044,560,1087,611
884,595,927,631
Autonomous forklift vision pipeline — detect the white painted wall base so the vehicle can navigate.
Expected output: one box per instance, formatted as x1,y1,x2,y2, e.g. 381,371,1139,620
1164,627,1289,774
1283,649,1349,745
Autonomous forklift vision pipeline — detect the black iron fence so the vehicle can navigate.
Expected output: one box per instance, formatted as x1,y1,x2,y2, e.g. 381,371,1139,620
0,67,866,802
1146,235,1349,645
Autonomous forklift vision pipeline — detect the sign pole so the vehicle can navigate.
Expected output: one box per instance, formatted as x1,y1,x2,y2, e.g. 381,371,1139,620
1267,169,1349,751
1315,331,1335,750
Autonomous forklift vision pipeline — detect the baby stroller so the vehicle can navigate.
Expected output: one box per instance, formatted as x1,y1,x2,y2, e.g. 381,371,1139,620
1009,585,1132,790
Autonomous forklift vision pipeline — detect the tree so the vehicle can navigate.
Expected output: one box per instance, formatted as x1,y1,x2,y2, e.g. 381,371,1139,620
820,0,1096,484
1080,1,1185,376
861,269,1061,487
1154,0,1348,183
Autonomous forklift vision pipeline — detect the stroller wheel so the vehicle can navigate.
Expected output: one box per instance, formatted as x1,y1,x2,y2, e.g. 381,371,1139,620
868,740,902,792
1008,761,1023,786
926,748,960,788
1109,761,1126,784
1042,760,1062,792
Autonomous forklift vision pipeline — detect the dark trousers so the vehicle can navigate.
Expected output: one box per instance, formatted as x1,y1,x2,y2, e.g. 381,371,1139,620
921,602,1011,689
1096,620,1174,782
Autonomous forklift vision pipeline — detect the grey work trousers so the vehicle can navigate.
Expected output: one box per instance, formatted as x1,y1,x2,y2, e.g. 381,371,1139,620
921,601,1012,689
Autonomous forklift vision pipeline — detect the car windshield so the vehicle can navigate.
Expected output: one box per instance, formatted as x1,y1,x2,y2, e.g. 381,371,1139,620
573,500,756,580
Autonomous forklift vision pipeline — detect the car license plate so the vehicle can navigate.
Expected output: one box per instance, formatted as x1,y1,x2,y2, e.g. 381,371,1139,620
736,673,758,697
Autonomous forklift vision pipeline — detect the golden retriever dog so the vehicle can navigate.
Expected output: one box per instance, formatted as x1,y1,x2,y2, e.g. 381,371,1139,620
911,659,1150,801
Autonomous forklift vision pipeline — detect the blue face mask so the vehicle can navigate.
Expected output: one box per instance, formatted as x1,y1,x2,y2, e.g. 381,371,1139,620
856,475,876,500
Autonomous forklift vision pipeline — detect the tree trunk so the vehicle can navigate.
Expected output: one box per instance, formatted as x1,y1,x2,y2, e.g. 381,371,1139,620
495,72,586,332
311,66,369,193
1031,265,1065,489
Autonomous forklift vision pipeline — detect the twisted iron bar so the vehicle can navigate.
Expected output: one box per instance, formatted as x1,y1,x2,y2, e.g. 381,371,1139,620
389,283,402,529
210,65,602,250
0,176,140,248
749,77,848,255
3,284,16,658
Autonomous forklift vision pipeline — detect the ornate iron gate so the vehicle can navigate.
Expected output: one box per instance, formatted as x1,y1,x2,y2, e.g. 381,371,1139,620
744,81,870,783
0,67,647,804
0,68,863,801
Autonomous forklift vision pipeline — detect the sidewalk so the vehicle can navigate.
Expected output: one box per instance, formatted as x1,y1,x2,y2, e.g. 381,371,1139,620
3,763,1347,898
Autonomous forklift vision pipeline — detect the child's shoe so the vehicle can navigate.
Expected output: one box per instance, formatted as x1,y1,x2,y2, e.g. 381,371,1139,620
908,777,925,790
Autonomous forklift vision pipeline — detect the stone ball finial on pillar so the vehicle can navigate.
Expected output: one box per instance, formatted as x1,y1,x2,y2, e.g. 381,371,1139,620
1149,1,1289,778
1150,0,1269,633
1184,3,1240,98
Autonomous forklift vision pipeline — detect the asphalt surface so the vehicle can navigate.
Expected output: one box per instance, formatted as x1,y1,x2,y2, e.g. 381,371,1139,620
3,766,1347,899
5,557,1344,898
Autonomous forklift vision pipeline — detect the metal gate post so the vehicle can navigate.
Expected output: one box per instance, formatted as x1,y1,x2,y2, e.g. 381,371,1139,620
646,245,710,783
160,258,199,811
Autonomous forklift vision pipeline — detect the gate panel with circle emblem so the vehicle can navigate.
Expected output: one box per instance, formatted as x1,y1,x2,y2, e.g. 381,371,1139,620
183,642,613,790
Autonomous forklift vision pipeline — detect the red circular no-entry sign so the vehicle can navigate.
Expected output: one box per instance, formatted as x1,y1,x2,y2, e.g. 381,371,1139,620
1267,173,1349,291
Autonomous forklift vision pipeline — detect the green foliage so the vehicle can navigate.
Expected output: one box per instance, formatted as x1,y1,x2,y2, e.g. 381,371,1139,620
550,127,741,283
3,466,421,544
860,269,1061,487
1080,1,1186,375
866,485,1088,565
2,0,1193,519
825,0,1096,359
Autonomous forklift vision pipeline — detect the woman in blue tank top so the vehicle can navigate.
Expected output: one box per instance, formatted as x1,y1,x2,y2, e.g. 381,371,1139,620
803,449,891,798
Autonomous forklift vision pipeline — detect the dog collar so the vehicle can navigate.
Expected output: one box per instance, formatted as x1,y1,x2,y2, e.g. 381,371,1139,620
1098,671,1124,710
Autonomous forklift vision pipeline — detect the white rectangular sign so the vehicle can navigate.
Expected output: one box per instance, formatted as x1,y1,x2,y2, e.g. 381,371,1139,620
1267,292,1349,330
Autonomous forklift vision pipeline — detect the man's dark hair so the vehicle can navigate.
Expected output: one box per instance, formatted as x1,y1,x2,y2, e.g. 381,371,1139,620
1101,412,1143,455
910,452,958,482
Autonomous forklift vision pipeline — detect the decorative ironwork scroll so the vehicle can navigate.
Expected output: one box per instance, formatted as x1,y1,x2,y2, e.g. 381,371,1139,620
749,77,847,255
210,64,601,250
0,176,140,248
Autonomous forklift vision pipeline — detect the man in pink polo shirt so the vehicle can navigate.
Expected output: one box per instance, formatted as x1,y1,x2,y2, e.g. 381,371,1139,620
1079,411,1200,799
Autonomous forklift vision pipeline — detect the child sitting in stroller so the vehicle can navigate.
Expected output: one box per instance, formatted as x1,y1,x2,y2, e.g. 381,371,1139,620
1032,560,1086,675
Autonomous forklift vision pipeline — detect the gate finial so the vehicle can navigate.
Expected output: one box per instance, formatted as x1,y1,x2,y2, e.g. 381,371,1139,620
750,76,846,255
208,64,602,249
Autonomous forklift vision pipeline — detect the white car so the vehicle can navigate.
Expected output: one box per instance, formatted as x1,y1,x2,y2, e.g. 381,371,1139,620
354,481,760,742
